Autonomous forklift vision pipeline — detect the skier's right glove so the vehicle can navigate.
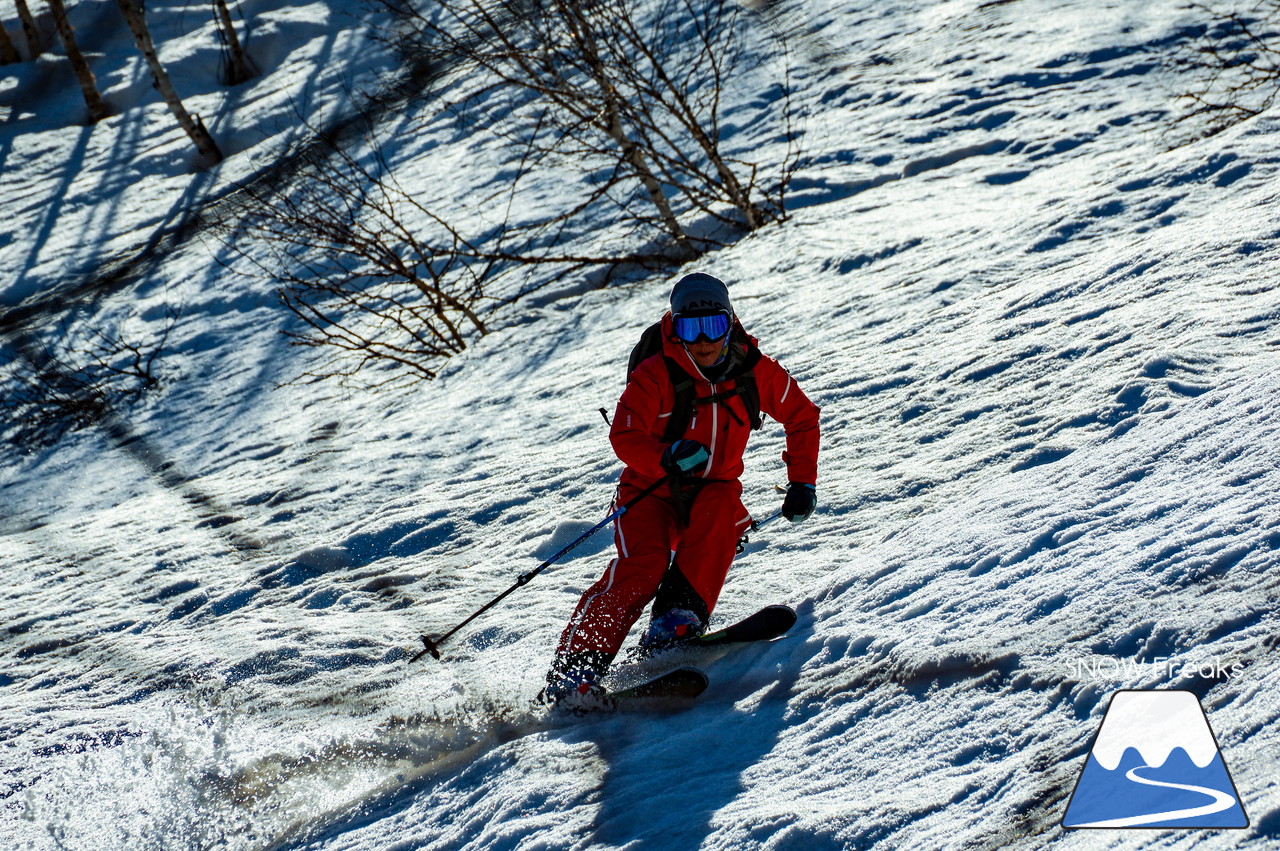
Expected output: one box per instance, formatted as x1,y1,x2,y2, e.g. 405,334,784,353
661,440,710,476
781,482,817,524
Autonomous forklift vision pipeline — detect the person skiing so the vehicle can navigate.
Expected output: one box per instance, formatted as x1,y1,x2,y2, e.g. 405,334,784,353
542,271,821,707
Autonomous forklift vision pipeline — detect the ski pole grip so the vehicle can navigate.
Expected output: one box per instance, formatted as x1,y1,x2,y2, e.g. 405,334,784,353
410,634,442,663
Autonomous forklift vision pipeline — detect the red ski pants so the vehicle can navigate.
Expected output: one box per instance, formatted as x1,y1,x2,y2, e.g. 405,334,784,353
554,479,752,667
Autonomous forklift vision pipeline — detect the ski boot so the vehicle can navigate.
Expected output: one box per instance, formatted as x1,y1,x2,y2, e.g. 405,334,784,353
540,667,613,713
638,607,706,654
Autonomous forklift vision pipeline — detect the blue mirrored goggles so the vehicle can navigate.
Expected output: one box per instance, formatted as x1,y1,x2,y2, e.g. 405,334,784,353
672,311,731,344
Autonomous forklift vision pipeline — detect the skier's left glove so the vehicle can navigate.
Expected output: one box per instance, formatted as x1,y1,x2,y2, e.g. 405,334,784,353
661,440,710,476
781,482,816,524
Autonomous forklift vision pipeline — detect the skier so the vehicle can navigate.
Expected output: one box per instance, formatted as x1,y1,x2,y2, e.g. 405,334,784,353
543,272,821,707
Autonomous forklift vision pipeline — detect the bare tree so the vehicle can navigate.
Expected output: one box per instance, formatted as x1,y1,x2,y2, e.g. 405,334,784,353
116,0,224,165
215,135,497,386
0,20,20,65
380,0,800,259
47,0,110,122
1171,2,1280,143
212,109,685,386
211,0,255,85
13,0,42,58
207,0,802,387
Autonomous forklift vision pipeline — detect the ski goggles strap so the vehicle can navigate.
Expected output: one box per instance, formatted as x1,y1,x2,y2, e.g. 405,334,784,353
672,311,731,344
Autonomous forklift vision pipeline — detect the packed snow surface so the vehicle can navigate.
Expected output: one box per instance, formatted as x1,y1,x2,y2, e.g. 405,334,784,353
2,0,1279,849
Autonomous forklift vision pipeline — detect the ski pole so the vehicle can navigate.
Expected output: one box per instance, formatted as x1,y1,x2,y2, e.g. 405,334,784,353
736,510,783,555
752,511,784,534
410,474,671,663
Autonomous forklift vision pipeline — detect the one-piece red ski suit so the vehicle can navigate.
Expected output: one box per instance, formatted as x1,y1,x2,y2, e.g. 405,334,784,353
552,312,820,672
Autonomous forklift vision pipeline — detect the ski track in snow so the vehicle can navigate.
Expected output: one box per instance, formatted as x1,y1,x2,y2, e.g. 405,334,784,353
2,0,1280,849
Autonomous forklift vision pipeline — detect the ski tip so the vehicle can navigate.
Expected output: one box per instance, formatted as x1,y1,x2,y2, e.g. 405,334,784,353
763,603,797,617
756,604,798,628
693,604,798,647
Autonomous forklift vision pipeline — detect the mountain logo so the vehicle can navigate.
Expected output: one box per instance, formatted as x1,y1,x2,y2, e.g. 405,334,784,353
1062,689,1248,829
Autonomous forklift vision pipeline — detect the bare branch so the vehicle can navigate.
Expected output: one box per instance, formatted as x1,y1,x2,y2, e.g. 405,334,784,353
377,0,800,252
0,307,180,448
1169,3,1280,144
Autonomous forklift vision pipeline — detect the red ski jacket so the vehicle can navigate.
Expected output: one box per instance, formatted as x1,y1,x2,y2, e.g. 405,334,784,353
611,313,820,493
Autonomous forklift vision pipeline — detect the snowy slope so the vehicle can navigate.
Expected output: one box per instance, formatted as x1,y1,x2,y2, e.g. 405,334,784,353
2,0,1279,849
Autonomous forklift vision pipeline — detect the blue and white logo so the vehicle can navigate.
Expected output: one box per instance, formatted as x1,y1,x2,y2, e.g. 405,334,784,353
1063,690,1248,829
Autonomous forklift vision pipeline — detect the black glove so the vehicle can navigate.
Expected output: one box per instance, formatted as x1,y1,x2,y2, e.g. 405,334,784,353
661,440,710,475
781,482,816,523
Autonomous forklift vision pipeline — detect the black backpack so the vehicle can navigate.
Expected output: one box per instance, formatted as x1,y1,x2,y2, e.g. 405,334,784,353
624,320,763,442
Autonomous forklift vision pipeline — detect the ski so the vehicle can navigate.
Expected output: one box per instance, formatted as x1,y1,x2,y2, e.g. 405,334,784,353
610,666,708,703
623,604,798,668
556,605,796,714
693,604,797,646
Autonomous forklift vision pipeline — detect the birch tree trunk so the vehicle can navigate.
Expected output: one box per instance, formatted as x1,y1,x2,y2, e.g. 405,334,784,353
47,0,110,122
211,0,253,84
0,21,20,65
557,0,690,253
13,0,41,58
115,0,224,165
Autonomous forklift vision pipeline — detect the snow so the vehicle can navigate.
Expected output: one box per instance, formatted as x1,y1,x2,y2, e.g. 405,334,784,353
2,0,1280,849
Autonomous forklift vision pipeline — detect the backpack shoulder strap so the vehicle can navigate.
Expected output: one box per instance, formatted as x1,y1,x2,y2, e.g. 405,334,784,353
625,321,697,442
628,321,763,439
662,356,697,443
680,340,765,432
738,352,764,431
730,328,764,431
627,321,666,381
